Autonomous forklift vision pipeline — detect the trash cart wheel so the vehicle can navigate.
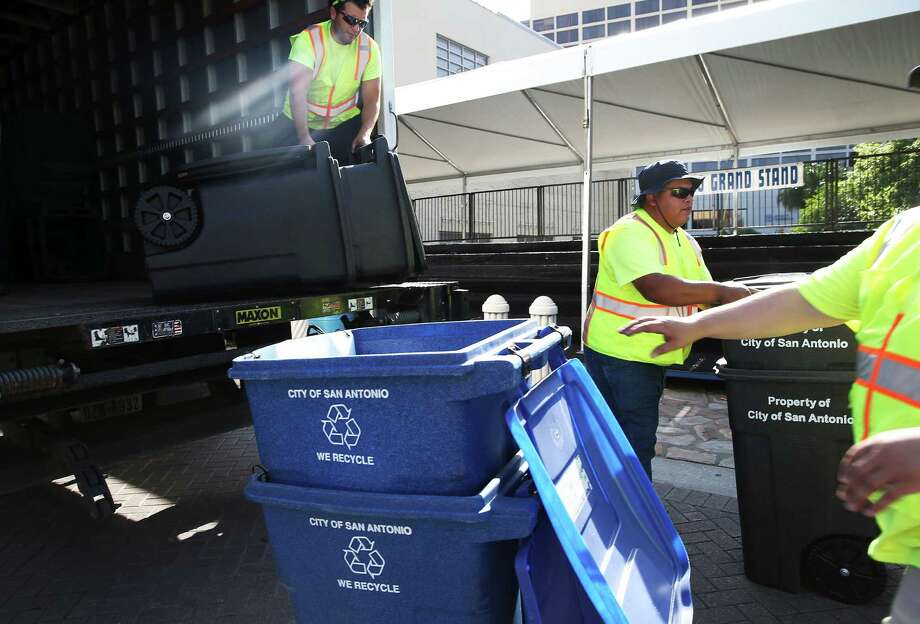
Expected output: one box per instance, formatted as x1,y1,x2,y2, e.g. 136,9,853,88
134,186,201,249
803,536,887,604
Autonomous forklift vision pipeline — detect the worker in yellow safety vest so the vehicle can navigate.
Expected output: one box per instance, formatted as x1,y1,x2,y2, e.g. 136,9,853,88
620,205,920,623
583,160,752,479
273,0,381,164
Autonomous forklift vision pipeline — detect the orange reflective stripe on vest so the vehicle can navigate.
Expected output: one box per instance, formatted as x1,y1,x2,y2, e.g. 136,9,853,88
628,212,703,267
305,31,369,128
630,214,667,265
592,290,697,321
354,33,372,80
854,313,920,439
307,26,326,81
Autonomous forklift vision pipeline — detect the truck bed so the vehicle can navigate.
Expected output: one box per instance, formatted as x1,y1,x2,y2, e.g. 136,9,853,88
0,280,447,342
0,281,210,334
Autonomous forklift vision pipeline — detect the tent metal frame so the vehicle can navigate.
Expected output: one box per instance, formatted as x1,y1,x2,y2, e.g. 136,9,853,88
392,0,920,346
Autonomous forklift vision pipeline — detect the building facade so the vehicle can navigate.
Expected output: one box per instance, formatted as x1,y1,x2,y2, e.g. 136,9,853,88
524,0,771,46
392,0,557,86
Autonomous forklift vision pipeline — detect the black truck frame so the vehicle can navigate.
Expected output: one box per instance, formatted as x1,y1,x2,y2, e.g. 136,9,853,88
0,279,467,517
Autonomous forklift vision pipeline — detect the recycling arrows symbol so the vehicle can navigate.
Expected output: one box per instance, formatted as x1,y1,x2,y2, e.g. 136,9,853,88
343,535,386,578
321,404,361,449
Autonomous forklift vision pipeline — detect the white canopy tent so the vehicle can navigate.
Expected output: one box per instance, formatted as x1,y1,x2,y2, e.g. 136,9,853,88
392,0,920,337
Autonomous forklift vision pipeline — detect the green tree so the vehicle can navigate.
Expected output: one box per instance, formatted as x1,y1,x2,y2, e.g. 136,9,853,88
791,138,920,229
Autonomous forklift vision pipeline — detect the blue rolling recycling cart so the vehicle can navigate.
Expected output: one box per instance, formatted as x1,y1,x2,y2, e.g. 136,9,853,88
237,319,693,623
245,453,539,624
230,319,569,495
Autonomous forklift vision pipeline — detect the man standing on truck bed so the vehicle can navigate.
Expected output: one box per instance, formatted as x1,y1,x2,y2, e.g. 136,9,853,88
582,160,752,479
275,0,381,164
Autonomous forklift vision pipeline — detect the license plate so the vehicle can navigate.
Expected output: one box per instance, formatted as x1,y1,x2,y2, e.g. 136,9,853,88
72,394,144,423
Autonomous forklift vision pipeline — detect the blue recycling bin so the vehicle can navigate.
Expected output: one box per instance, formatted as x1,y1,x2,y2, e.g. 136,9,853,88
245,453,539,624
244,347,694,624
230,319,570,495
508,359,693,624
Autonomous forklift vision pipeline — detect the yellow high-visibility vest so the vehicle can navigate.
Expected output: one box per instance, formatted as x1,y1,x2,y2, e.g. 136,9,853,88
283,20,377,130
848,207,920,567
584,208,710,366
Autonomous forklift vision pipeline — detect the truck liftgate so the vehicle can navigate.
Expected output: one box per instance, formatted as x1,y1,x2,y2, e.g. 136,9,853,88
0,280,466,516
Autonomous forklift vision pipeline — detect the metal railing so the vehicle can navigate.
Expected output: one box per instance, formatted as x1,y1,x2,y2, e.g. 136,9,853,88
411,150,920,242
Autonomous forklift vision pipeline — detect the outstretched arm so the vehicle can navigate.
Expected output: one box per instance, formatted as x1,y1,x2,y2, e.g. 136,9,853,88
633,273,752,307
620,284,844,358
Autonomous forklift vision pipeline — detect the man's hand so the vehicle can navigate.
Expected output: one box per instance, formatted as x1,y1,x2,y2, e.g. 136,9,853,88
351,132,371,154
619,317,699,358
837,428,920,517
718,282,754,304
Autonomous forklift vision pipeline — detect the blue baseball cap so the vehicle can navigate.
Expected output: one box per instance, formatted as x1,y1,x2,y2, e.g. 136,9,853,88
632,161,703,206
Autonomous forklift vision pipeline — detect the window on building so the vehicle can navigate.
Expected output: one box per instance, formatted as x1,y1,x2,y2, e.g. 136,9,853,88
520,20,530,28
636,15,660,29
692,5,719,16
607,20,632,36
582,8,604,24
662,10,687,23
436,35,488,78
662,0,687,9
542,32,556,41
636,0,661,15
608,3,631,19
721,1,748,10
814,145,851,161
691,161,718,172
531,17,554,32
781,150,811,164
556,29,579,44
582,24,605,39
557,12,578,28
751,155,781,166
692,0,715,4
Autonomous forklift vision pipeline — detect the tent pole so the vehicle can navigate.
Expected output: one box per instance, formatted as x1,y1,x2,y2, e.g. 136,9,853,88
732,145,740,235
399,116,467,177
580,68,594,351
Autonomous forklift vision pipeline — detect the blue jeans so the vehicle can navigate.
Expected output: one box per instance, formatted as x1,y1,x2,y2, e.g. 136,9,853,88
583,347,666,480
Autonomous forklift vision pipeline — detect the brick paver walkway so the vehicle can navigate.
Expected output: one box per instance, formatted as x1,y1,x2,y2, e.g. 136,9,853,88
0,416,899,623
659,378,735,468
654,482,898,624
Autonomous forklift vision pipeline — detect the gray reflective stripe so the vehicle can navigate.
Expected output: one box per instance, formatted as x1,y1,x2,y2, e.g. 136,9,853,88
872,209,920,268
858,352,920,405
583,302,596,343
857,351,876,381
356,34,371,77
593,292,691,319
685,232,704,265
310,28,325,81
308,95,359,117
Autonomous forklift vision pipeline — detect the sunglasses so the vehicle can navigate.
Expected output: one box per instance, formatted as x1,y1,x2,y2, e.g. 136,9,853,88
666,187,695,199
337,11,368,29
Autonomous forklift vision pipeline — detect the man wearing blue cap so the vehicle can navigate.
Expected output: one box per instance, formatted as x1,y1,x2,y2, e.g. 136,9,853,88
583,161,752,479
